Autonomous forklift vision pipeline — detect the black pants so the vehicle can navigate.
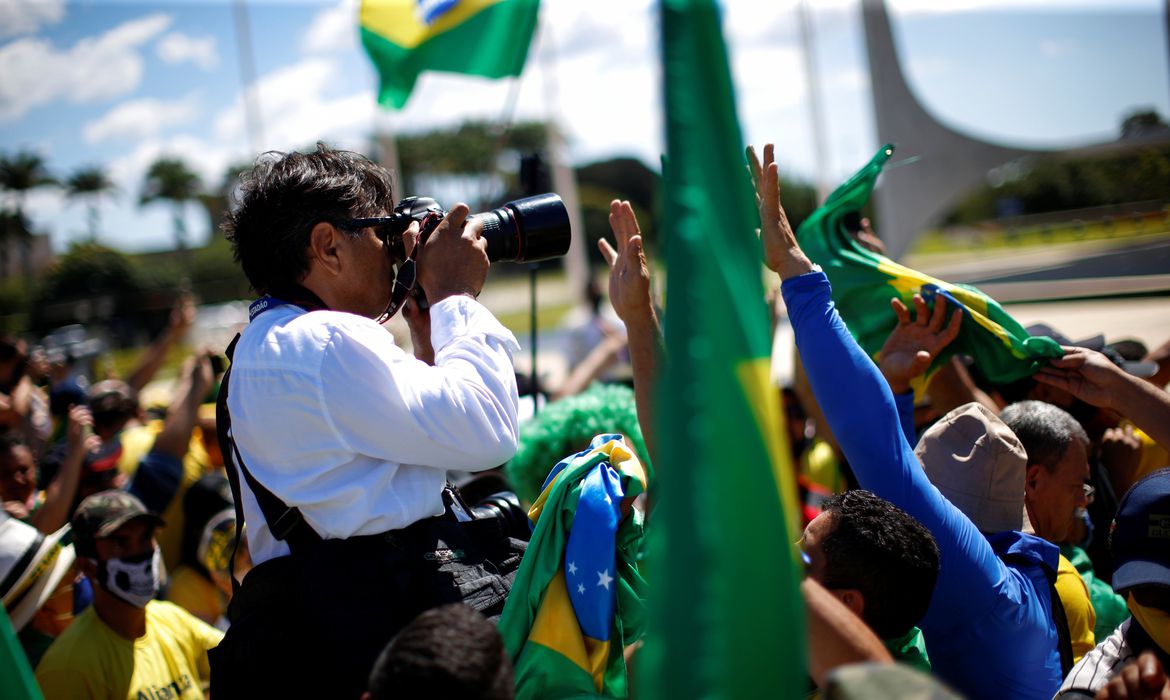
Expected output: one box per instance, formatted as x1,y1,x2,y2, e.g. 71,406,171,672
208,515,525,699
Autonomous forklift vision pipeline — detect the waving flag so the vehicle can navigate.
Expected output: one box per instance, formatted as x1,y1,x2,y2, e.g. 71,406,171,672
795,144,1064,385
497,435,649,700
360,0,539,109
647,1,807,697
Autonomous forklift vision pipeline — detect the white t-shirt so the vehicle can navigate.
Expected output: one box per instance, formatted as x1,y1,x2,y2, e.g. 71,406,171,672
227,295,520,564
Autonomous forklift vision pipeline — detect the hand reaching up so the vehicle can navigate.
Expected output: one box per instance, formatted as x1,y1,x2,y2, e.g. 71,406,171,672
878,294,962,395
746,143,814,279
598,200,654,326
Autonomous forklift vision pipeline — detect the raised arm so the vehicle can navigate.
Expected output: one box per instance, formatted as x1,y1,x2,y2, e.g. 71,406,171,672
750,143,1009,620
598,200,662,467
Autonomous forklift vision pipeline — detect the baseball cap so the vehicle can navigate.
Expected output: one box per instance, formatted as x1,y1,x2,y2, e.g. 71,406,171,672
1026,323,1158,378
72,490,165,558
1110,468,1170,593
915,402,1028,533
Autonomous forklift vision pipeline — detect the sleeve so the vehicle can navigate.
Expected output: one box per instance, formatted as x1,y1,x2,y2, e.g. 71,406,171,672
781,270,1010,622
319,296,521,471
893,390,917,447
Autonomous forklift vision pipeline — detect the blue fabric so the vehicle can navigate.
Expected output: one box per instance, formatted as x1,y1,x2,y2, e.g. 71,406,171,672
564,439,626,642
128,451,184,514
782,270,1063,700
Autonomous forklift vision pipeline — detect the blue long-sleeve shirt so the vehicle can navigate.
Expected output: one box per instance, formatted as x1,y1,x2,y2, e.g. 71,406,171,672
783,270,1063,700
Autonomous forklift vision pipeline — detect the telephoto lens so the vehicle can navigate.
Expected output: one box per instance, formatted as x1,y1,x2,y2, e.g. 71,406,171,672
476,193,571,263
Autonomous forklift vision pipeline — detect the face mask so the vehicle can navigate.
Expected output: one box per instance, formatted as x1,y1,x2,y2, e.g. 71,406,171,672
97,546,162,609
1128,593,1170,654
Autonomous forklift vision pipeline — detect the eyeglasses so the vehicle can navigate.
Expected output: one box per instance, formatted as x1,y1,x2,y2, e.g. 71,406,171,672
334,217,400,245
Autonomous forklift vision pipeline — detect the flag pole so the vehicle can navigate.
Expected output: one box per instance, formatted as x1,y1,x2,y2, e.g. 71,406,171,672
232,0,265,156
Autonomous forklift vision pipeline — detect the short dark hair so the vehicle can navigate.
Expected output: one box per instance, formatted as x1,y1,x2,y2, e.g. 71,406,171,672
1000,400,1089,472
366,604,514,700
820,490,940,639
223,143,395,294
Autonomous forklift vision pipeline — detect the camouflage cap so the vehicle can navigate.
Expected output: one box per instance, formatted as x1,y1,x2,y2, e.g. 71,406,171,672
72,490,165,558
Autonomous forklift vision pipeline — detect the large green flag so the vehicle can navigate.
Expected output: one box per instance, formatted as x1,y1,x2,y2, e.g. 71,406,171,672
360,0,539,109
0,610,41,700
647,1,806,697
796,144,1063,385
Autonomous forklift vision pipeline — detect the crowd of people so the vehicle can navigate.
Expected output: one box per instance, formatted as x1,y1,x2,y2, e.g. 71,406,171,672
1,142,1168,699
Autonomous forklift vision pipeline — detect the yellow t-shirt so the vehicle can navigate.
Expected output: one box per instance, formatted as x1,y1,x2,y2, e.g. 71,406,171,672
1055,554,1096,662
166,565,225,627
116,422,212,571
35,600,223,700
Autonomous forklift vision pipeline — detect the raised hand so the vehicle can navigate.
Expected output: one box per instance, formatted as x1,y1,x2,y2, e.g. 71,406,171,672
1033,346,1127,410
877,294,962,394
746,143,813,279
598,200,653,325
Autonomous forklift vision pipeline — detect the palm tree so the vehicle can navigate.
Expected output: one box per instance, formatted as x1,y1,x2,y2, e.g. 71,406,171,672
140,156,202,255
66,166,116,243
0,151,55,281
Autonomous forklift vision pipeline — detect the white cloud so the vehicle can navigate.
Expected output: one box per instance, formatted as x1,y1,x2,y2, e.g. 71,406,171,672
0,0,65,38
83,94,201,144
0,13,172,122
303,0,358,54
156,31,218,70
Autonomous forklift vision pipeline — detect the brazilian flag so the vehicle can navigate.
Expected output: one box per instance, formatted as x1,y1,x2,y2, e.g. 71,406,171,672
645,1,807,697
497,435,650,699
796,144,1063,385
360,0,539,109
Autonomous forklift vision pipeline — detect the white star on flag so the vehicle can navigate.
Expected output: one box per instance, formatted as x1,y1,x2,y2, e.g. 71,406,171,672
597,569,613,590
577,583,586,595
567,561,577,576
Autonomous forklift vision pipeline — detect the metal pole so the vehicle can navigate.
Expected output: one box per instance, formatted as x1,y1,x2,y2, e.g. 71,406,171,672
798,0,831,204
233,0,265,155
529,262,539,414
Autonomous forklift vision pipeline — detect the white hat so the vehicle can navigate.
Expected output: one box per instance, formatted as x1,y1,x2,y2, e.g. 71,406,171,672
0,514,76,631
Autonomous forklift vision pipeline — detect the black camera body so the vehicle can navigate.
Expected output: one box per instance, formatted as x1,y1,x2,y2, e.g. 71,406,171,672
386,193,571,264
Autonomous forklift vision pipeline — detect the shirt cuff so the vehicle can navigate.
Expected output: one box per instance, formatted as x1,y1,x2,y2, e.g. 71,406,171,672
429,295,521,353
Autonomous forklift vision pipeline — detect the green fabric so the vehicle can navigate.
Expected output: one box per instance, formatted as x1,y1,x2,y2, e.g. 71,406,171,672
360,0,539,109
793,145,1064,385
496,442,649,699
884,627,932,674
646,1,806,697
1062,545,1130,641
0,610,42,700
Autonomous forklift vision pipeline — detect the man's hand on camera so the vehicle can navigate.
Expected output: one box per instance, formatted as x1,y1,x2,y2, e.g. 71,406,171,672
416,203,490,303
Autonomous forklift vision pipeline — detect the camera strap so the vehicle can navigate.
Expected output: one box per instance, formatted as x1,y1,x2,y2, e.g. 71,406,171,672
378,210,441,323
217,327,325,594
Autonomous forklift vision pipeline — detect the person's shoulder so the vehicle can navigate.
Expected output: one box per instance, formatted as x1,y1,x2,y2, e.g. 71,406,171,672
147,599,224,642
1057,619,1135,696
35,607,105,675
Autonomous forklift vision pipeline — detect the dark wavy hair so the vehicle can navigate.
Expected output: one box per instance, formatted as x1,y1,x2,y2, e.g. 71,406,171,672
820,489,940,639
223,143,395,293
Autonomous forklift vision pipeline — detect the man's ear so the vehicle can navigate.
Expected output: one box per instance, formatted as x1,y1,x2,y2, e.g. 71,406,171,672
835,588,866,620
1025,463,1043,496
308,222,344,277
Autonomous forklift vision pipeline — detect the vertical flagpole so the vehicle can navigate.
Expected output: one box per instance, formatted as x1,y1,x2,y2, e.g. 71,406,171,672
798,0,831,204
536,12,588,303
233,0,265,155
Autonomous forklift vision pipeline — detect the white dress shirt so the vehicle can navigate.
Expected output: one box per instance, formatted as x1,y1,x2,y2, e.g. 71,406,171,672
227,294,520,565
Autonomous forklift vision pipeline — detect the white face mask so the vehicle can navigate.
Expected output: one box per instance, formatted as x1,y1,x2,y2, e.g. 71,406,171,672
97,546,162,608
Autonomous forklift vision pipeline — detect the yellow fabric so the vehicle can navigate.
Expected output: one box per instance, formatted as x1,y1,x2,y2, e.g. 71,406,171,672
166,565,225,626
35,600,223,700
1128,593,1170,654
1056,554,1097,662
800,439,845,495
527,567,610,691
116,421,212,571
738,358,802,543
361,0,502,49
1131,425,1170,483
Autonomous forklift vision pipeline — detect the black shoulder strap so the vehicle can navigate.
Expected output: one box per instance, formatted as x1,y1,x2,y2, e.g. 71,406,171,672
217,333,321,588
1000,552,1075,676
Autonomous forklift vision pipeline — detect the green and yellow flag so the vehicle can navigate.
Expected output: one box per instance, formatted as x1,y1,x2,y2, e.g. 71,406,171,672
360,0,539,109
796,144,1064,386
645,1,806,697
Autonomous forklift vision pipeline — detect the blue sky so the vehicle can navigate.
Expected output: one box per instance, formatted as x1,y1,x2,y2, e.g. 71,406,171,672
1,0,1167,254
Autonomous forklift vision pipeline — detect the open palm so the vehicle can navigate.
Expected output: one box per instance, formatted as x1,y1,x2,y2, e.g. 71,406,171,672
878,294,962,394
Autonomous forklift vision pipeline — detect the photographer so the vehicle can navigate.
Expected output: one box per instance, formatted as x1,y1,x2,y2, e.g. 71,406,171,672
212,144,523,697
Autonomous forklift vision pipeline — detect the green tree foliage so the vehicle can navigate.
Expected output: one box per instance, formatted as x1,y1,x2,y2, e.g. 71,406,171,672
0,151,56,217
66,165,116,243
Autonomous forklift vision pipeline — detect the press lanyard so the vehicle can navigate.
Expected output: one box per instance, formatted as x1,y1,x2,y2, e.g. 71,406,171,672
248,296,297,322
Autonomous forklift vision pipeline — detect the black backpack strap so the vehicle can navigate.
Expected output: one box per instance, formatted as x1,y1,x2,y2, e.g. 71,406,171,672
217,334,321,586
1000,552,1075,676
